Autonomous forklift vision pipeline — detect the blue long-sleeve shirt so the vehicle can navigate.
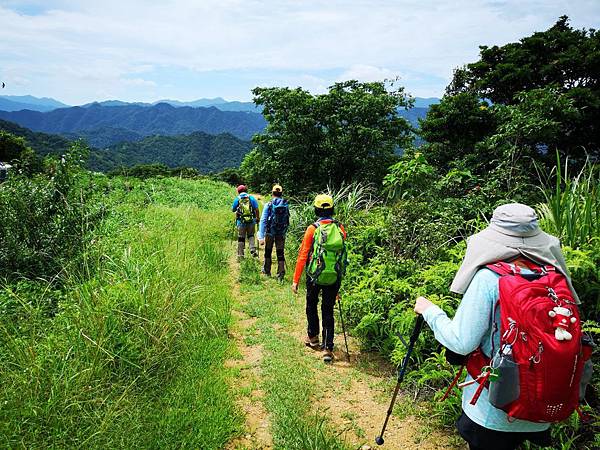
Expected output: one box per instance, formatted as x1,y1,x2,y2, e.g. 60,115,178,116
422,268,550,432
232,193,259,227
258,197,287,239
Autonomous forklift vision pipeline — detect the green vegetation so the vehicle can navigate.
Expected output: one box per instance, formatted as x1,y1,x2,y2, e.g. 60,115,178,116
0,119,253,176
448,16,599,161
242,80,413,193
91,131,252,174
0,162,240,447
0,119,72,158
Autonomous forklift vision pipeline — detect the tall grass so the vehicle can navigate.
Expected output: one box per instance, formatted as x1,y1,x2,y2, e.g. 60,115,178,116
0,178,239,448
537,157,600,249
287,183,379,249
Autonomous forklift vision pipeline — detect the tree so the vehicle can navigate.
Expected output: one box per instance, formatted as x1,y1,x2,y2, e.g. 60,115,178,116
243,80,414,193
446,16,600,159
418,93,497,171
0,131,41,175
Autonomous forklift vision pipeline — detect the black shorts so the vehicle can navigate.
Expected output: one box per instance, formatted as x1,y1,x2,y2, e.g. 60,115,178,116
457,411,552,450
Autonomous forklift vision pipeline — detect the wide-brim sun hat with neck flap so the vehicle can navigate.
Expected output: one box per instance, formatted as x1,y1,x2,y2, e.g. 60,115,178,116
450,203,579,303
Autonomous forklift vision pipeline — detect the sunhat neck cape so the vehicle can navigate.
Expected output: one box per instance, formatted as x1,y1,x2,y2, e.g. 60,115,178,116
450,203,579,303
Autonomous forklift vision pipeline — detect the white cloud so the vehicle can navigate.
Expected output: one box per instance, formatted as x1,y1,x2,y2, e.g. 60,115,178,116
0,0,598,102
122,78,157,88
337,65,398,83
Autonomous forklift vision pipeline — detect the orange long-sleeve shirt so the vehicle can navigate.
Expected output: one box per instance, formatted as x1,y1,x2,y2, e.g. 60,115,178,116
293,219,347,284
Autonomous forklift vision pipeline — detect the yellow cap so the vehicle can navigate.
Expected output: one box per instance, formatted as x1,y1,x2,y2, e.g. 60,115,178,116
314,194,334,208
272,184,283,193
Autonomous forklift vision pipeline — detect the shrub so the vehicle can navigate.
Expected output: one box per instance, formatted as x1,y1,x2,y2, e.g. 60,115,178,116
0,142,103,280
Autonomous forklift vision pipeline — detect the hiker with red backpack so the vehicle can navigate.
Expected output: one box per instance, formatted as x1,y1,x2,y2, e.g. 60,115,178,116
292,194,348,363
232,185,260,259
413,203,594,450
258,184,290,281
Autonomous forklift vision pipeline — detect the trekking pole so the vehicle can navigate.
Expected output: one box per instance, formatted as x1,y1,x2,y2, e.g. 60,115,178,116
375,315,425,446
336,295,350,362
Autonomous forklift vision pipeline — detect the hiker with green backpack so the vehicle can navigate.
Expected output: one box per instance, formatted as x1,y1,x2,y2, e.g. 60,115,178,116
292,194,347,363
232,185,260,259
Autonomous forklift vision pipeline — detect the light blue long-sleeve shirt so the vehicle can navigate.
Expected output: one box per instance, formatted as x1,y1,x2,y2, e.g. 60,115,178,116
422,268,550,432
257,197,287,239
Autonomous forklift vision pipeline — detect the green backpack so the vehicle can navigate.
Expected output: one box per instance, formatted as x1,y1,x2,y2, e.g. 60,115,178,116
306,221,347,286
237,195,255,224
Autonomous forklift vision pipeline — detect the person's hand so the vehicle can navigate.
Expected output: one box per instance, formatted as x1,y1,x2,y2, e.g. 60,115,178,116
414,296,434,315
259,239,265,246
291,283,298,294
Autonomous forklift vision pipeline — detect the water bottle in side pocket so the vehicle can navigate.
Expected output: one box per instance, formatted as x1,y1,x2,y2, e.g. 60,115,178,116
489,344,520,409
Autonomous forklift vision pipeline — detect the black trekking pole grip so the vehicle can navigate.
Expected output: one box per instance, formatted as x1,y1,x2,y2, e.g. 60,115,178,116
375,314,425,446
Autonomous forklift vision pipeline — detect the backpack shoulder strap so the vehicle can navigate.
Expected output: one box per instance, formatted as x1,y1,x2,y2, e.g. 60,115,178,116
485,262,516,276
486,260,550,277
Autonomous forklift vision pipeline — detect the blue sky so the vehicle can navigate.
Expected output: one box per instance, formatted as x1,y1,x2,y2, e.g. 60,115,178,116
1,1,599,105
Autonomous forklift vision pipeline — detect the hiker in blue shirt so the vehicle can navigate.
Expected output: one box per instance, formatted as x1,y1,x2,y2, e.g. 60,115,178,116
258,184,289,281
413,203,578,450
232,185,260,259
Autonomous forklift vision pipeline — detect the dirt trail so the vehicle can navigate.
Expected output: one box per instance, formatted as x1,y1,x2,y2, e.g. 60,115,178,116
226,248,459,449
225,256,273,450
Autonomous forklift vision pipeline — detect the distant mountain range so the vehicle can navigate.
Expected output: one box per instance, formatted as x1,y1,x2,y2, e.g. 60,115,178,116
0,101,431,149
1,95,439,113
0,103,267,142
0,95,69,112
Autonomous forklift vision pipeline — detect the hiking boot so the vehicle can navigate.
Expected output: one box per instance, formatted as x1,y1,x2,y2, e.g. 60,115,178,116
261,270,271,277
251,250,259,258
304,336,320,348
323,349,334,363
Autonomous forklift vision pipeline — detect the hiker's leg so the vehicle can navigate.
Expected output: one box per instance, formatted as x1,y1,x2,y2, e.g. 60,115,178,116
247,225,257,254
237,226,246,258
457,412,523,450
320,284,337,351
263,235,274,275
275,235,285,278
305,282,320,339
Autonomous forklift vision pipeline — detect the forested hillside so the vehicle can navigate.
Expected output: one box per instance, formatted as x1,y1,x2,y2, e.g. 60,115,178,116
89,132,252,173
62,127,145,147
0,119,252,174
0,118,72,156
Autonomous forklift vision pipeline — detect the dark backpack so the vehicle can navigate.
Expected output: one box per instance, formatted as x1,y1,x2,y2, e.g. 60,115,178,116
267,200,289,236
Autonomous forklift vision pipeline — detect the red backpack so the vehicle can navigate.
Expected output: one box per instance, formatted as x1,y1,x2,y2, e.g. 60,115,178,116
447,261,591,423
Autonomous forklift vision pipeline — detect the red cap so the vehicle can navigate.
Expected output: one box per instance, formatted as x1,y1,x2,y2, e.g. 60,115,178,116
237,184,247,193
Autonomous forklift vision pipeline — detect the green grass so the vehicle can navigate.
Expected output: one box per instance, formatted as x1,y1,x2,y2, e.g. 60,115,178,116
0,178,240,448
237,259,350,450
